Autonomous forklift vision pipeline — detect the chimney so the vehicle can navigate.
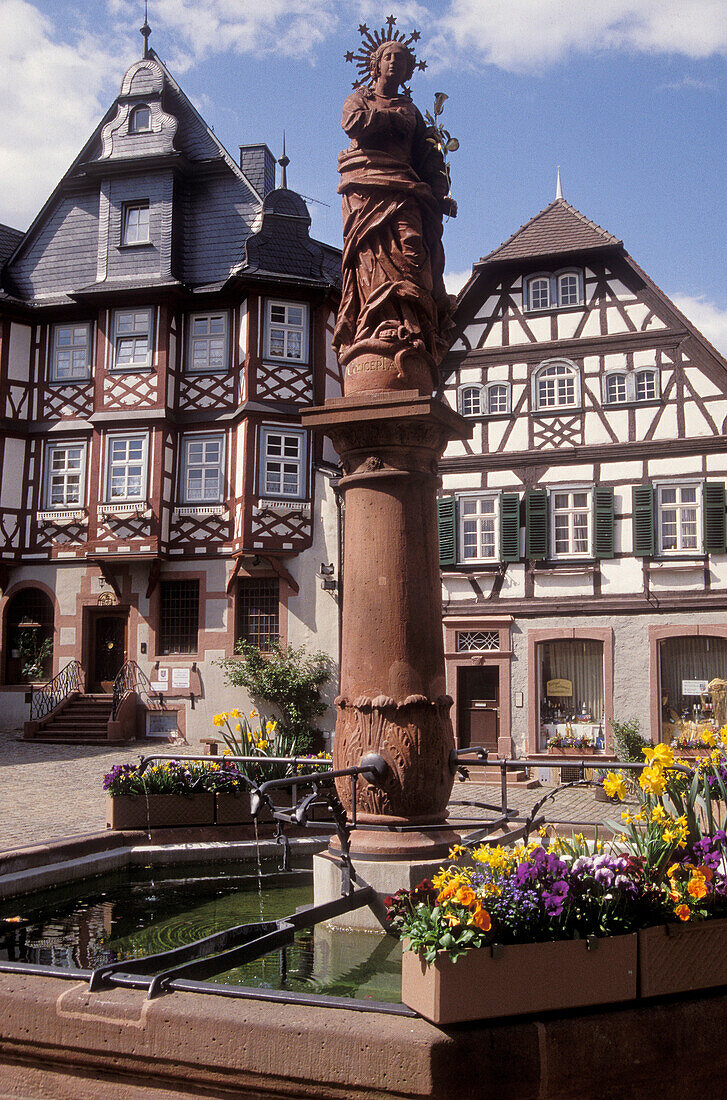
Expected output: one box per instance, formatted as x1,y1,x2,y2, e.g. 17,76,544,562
239,144,276,199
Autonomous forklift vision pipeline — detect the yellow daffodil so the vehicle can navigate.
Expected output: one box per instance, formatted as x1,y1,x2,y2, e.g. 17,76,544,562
643,743,674,768
230,708,241,719
650,805,667,824
250,708,259,719
266,720,277,734
701,730,717,748
639,764,667,797
603,771,627,800
448,844,467,859
212,714,226,728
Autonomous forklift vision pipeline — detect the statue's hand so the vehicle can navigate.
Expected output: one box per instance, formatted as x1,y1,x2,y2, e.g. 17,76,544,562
441,195,458,218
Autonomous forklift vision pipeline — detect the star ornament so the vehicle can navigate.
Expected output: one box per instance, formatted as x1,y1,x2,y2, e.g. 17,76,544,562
344,18,427,89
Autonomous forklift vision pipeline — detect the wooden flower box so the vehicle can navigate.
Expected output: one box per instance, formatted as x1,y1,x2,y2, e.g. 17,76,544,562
401,934,637,1025
547,746,596,756
106,793,215,830
638,917,727,998
216,791,255,824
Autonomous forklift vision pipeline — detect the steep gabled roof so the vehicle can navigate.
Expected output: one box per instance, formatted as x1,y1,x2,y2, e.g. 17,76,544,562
480,198,621,265
0,223,24,266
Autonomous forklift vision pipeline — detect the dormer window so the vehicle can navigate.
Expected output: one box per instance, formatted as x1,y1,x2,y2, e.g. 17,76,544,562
122,202,150,246
525,270,583,312
129,105,151,133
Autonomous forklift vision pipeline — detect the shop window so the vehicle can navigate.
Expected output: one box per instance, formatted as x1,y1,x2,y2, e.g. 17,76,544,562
4,588,54,684
659,635,727,741
159,579,199,655
538,638,605,752
236,578,279,652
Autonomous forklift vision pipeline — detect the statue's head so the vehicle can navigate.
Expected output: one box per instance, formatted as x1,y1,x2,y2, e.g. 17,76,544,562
369,39,415,85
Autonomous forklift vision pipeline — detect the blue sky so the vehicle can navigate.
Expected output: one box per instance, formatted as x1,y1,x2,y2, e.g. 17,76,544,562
1,0,726,349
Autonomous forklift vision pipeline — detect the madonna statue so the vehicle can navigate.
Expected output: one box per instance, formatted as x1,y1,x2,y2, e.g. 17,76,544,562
333,38,457,395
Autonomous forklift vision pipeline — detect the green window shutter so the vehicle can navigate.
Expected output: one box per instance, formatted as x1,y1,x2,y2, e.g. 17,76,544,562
593,486,615,559
525,489,548,560
500,493,520,562
703,482,726,554
437,496,457,567
632,484,655,557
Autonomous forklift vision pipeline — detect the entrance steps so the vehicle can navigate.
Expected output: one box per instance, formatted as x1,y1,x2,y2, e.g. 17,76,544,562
25,693,114,743
462,766,540,789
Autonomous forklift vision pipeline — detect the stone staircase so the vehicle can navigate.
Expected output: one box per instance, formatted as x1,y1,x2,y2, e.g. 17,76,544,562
29,693,114,743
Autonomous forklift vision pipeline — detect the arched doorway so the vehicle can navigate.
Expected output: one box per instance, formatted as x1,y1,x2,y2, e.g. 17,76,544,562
4,588,54,684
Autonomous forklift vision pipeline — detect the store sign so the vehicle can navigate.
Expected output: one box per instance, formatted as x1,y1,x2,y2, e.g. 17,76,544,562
547,679,573,697
682,680,709,696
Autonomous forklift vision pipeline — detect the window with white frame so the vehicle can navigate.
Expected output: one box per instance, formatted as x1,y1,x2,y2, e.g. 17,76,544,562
558,272,580,306
113,308,153,370
533,360,579,410
181,434,224,503
106,434,147,501
635,369,658,401
528,276,550,311
487,382,510,414
121,202,150,246
260,428,306,499
459,495,499,562
550,489,592,558
525,270,583,312
265,301,308,363
129,105,151,133
657,484,701,555
604,372,628,404
50,323,92,382
45,442,86,507
459,385,482,416
186,312,228,373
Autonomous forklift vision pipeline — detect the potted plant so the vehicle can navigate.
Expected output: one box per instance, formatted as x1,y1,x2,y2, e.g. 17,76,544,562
546,731,595,755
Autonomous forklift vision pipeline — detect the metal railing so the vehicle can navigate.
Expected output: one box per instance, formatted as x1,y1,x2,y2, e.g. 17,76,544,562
112,660,164,719
30,660,84,722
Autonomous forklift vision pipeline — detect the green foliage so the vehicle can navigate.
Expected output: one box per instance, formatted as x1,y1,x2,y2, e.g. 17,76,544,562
16,632,53,681
611,717,648,763
220,642,332,752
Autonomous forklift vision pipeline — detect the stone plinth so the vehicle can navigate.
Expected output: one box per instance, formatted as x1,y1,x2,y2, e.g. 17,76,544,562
302,391,470,860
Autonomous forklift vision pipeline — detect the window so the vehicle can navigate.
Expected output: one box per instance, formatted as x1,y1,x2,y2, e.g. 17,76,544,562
106,434,147,501
604,373,627,404
4,588,54,684
636,370,658,401
129,105,151,133
265,300,308,363
181,434,224,503
260,427,306,499
457,630,500,652
159,579,199,655
487,383,510,414
525,270,583,312
113,308,153,369
50,324,92,382
550,489,592,558
658,484,701,554
45,442,86,508
237,578,279,651
459,385,482,416
459,496,499,562
659,635,727,738
186,312,228,373
533,360,579,410
537,638,604,751
122,202,150,246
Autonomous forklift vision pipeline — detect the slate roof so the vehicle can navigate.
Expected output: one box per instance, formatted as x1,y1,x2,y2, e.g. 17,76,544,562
0,222,24,266
480,198,622,264
241,188,341,288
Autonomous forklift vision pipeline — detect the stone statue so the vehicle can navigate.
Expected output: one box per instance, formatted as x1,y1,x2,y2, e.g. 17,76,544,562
333,36,457,395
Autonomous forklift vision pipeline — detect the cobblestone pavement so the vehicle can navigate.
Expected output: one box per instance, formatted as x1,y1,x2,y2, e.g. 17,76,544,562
0,727,628,853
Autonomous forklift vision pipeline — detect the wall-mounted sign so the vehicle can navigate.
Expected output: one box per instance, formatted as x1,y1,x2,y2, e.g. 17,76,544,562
546,679,573,697
682,680,709,696
171,667,190,690
150,667,169,692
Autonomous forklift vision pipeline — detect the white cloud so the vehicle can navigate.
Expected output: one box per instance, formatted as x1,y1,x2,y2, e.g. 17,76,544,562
433,0,727,73
0,0,127,228
444,268,473,295
658,75,719,91
672,294,727,358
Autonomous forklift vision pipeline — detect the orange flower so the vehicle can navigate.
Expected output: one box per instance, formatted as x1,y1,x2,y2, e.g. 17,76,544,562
675,905,691,921
468,904,491,932
455,886,477,909
688,876,708,900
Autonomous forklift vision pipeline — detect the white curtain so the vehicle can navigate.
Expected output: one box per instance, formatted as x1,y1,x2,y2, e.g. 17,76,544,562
539,640,604,721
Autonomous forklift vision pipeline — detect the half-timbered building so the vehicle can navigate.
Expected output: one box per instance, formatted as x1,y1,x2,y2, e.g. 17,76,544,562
438,196,727,764
0,48,342,741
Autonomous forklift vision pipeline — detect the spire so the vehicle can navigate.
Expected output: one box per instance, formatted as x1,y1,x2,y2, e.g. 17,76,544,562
140,0,151,58
555,165,563,201
278,132,290,190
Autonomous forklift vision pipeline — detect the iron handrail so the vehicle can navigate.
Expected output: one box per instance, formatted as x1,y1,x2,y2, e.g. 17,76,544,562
30,660,84,722
112,660,165,719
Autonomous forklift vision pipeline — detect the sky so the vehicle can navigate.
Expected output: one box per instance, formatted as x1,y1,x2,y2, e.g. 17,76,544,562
1,0,726,351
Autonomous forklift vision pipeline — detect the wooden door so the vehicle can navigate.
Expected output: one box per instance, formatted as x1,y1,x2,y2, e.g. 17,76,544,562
90,614,127,692
457,665,499,752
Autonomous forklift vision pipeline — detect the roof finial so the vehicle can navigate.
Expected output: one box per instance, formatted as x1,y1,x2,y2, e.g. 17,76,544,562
141,0,151,58
555,165,563,200
278,132,290,190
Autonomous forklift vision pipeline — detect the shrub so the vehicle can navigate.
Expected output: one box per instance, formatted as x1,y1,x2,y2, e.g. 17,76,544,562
611,717,648,763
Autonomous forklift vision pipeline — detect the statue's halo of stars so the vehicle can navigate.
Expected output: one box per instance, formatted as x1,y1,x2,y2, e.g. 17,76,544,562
344,14,426,95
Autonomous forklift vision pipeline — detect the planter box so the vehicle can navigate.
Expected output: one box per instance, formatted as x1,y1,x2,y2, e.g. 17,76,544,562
401,934,637,1025
216,791,254,824
106,793,215,830
547,747,596,756
638,917,727,998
